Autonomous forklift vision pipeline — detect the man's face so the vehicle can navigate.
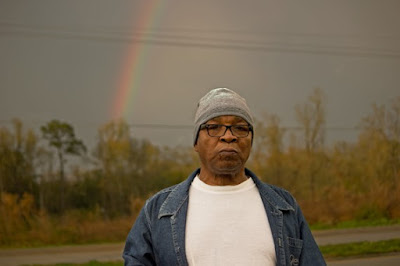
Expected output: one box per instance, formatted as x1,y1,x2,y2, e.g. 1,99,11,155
194,115,252,176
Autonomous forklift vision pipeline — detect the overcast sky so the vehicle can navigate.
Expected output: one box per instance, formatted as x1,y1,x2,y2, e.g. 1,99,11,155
1,0,400,149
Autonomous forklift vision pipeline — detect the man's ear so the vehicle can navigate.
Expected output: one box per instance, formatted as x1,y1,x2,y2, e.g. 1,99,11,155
194,143,199,152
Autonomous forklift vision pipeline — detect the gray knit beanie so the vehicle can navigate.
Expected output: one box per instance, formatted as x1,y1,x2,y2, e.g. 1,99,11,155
193,88,254,145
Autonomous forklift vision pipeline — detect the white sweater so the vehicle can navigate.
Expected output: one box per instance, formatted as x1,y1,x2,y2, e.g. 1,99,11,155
185,176,276,266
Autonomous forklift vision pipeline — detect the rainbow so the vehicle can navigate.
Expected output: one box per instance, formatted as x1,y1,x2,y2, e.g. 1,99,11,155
111,0,165,121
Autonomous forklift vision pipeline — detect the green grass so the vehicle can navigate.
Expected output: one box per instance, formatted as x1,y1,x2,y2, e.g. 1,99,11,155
310,218,400,230
320,239,400,259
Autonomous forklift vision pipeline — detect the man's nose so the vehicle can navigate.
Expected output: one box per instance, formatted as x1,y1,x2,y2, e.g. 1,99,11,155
220,127,237,142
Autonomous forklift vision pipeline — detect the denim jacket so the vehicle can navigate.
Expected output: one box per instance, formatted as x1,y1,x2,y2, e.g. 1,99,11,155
123,169,326,266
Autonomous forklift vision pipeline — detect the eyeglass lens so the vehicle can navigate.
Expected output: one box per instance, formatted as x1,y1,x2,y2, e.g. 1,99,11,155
206,125,250,137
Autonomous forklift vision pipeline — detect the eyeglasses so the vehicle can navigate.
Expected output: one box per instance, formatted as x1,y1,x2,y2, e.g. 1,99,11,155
200,124,253,138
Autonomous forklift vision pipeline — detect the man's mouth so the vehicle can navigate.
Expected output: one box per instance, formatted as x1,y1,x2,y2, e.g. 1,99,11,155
219,149,238,155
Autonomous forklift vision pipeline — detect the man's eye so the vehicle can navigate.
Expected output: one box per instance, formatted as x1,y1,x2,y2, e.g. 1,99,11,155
234,125,248,131
206,124,220,130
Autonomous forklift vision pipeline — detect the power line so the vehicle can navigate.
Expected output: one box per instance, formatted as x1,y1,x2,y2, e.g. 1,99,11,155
1,22,400,59
2,21,400,41
0,120,362,131
128,123,192,129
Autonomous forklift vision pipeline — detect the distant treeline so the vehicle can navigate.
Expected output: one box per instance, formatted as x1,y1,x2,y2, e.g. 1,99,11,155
0,88,399,246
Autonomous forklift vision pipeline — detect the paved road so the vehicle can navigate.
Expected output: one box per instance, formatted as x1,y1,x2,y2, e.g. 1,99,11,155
0,225,399,266
313,224,400,245
0,243,123,266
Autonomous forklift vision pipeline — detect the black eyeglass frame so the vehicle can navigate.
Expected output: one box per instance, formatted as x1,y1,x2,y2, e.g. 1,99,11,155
199,124,253,138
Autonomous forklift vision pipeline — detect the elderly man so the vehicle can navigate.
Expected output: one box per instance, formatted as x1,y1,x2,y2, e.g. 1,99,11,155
123,88,326,265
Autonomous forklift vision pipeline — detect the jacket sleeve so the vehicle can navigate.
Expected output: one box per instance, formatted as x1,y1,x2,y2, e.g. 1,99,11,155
123,204,156,266
296,204,326,266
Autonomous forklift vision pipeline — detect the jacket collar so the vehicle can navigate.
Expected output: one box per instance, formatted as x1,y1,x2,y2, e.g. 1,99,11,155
245,168,294,212
158,168,294,218
158,169,199,219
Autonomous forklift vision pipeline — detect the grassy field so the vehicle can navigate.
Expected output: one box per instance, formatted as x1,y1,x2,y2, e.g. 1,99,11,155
310,218,400,230
321,239,400,259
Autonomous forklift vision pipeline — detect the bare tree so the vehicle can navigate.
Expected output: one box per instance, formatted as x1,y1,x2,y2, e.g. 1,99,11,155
295,88,327,201
41,120,86,212
295,88,326,153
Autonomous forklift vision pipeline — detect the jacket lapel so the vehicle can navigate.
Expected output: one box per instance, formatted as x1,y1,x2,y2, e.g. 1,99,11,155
158,169,199,266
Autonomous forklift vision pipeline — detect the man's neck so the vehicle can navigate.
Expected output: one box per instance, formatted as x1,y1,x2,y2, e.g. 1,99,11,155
198,169,247,186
